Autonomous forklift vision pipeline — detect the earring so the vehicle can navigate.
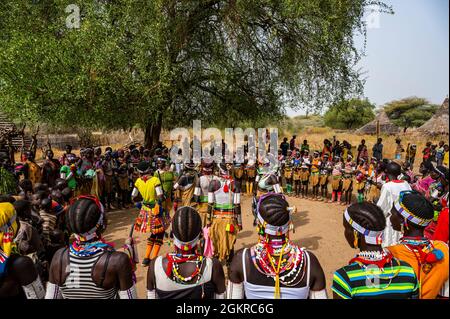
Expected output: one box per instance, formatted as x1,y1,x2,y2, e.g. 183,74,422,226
353,230,359,249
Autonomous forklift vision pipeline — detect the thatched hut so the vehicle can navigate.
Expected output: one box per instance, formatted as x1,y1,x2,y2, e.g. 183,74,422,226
417,97,449,136
355,110,400,135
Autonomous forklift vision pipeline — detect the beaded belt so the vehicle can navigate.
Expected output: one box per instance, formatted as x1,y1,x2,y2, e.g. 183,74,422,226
213,209,235,218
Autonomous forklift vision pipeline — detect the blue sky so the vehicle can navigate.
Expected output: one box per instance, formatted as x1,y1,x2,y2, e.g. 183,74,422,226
288,0,449,116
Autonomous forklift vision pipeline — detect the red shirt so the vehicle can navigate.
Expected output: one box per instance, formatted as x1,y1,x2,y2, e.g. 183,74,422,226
433,207,449,243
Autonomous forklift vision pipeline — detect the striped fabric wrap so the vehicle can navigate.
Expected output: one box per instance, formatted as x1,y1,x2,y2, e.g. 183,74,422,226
344,209,383,245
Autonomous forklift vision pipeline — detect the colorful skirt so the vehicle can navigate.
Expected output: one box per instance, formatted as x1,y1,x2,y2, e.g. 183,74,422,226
134,204,168,234
355,180,366,191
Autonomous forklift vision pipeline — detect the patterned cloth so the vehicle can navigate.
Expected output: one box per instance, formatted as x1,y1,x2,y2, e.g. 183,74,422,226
332,258,418,299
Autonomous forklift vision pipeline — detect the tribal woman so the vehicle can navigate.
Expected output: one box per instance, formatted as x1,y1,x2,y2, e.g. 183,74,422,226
173,162,199,210
387,191,449,299
147,206,226,299
283,150,294,195
329,156,343,203
299,163,310,199
207,162,242,264
354,159,369,204
195,159,218,228
0,202,46,299
41,149,61,188
154,157,175,222
292,151,302,198
23,151,42,188
228,193,327,299
132,161,167,266
332,202,419,299
318,154,332,201
310,151,321,200
244,160,257,195
341,155,355,206
46,196,137,299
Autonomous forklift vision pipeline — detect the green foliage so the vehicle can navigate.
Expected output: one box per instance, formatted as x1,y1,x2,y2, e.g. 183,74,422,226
324,98,375,129
0,0,392,145
383,97,439,131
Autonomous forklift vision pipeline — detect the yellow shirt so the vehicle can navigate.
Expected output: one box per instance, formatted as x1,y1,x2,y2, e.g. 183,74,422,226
444,151,449,166
135,176,161,204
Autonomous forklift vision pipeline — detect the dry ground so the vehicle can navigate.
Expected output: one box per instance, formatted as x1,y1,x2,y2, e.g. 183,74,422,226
103,194,354,299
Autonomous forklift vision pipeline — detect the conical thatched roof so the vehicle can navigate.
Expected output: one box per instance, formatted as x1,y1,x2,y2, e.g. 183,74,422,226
355,110,400,135
417,97,449,135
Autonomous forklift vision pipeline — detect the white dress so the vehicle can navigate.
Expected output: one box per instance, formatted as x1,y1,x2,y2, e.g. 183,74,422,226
376,180,412,247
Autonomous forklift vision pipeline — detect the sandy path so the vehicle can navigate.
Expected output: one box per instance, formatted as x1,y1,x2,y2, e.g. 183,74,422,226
103,195,354,299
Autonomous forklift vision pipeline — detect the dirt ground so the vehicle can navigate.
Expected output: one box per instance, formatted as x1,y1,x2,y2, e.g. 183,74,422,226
103,194,354,299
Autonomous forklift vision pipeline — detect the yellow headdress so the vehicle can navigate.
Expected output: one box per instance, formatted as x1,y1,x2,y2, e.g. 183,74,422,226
0,202,19,276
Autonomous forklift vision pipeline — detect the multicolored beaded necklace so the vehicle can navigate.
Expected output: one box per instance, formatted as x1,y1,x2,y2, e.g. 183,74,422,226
165,252,205,284
399,236,444,274
251,237,305,297
70,238,113,257
348,250,401,289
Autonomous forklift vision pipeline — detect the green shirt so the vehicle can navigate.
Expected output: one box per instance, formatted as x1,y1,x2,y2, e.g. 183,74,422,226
60,165,77,190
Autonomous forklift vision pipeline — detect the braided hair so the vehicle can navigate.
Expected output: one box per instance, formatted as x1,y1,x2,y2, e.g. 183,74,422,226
172,206,202,242
67,198,105,235
346,202,386,232
400,191,434,228
259,194,290,226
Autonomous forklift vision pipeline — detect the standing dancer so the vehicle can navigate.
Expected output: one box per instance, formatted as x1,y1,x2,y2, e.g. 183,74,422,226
196,159,219,228
283,150,294,195
207,163,242,264
41,150,61,188
173,162,199,210
318,154,332,201
154,158,175,225
310,151,321,200
244,160,256,195
341,155,355,206
292,151,302,198
299,163,310,199
329,157,343,203
354,159,368,204
146,206,226,299
228,193,327,299
132,162,166,266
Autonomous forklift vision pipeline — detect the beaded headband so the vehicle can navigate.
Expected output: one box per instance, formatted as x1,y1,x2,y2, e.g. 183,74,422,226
344,209,383,245
71,195,105,241
394,191,431,227
173,234,200,251
256,193,291,236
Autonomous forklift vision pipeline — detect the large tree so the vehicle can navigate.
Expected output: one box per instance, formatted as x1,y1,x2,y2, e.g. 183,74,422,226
0,0,392,148
384,97,439,132
324,98,375,129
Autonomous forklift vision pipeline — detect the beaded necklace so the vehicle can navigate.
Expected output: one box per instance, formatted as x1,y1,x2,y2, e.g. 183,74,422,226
349,250,400,288
166,252,205,284
70,239,112,257
251,238,305,290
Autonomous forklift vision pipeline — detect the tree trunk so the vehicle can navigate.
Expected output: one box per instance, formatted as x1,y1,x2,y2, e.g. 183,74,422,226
144,113,163,149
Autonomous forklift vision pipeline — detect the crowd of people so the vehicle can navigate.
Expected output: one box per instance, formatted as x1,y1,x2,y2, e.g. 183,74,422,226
0,134,448,299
